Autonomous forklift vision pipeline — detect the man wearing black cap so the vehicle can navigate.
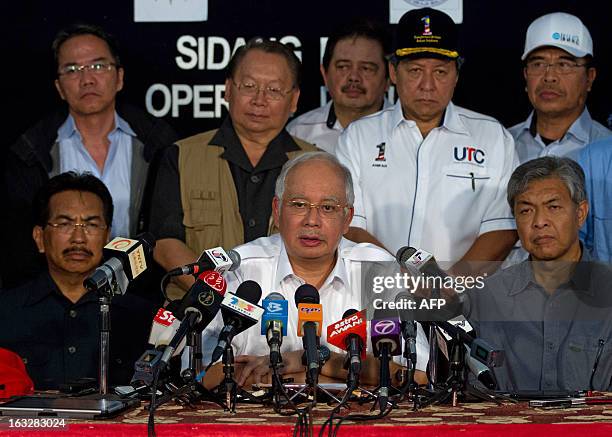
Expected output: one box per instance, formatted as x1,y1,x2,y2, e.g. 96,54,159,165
336,8,519,275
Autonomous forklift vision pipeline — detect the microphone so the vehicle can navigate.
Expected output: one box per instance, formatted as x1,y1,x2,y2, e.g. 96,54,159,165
159,271,228,367
396,246,448,279
84,233,155,294
395,293,418,365
147,305,182,349
210,280,264,364
464,344,498,390
260,293,288,367
326,309,366,380
371,311,402,411
295,284,323,384
370,316,402,358
168,247,241,277
436,321,505,368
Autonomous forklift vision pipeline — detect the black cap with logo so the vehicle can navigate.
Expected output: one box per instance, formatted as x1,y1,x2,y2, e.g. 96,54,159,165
393,7,459,61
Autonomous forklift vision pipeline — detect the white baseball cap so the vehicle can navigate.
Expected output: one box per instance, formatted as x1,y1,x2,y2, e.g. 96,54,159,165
522,12,593,60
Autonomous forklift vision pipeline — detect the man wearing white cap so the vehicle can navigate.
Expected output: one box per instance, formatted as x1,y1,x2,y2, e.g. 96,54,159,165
509,12,611,163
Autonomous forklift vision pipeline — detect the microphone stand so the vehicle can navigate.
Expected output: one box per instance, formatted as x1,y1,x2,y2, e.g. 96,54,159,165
289,347,341,406
370,343,401,412
210,344,261,412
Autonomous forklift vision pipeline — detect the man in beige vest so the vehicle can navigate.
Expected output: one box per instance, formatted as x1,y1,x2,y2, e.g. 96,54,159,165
149,38,316,292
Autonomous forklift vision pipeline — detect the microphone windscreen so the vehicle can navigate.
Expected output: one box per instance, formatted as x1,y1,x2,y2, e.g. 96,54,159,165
235,280,262,304
227,250,241,271
342,308,358,319
396,246,417,265
295,284,320,306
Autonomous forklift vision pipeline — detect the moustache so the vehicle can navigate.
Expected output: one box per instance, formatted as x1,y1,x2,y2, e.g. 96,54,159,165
536,85,563,94
341,83,366,94
63,246,93,256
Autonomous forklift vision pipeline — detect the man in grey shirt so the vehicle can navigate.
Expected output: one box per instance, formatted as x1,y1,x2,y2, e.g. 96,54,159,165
509,12,610,163
455,157,612,392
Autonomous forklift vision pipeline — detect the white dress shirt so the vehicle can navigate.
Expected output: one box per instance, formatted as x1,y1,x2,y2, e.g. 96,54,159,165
200,233,429,371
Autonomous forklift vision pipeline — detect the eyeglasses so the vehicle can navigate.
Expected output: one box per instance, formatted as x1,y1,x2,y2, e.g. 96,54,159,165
58,62,116,78
525,60,588,76
233,81,293,101
285,200,349,219
46,221,108,235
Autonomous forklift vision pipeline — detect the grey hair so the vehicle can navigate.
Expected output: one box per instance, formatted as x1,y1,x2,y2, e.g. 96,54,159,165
507,156,586,213
275,151,354,207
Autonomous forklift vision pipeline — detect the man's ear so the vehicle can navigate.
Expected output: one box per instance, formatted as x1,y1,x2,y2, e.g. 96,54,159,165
272,196,281,228
33,226,45,254
576,200,589,228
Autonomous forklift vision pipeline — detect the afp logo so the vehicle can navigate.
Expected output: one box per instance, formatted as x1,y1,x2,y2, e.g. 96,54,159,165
453,146,485,165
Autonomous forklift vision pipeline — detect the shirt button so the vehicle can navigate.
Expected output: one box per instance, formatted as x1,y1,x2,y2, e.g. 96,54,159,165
250,175,261,184
68,346,77,354
69,310,77,318
247,218,256,228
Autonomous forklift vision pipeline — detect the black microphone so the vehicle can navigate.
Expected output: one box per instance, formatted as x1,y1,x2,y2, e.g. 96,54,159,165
210,280,264,364
84,232,155,294
395,292,418,366
295,284,323,384
396,246,448,279
159,271,228,367
168,247,241,277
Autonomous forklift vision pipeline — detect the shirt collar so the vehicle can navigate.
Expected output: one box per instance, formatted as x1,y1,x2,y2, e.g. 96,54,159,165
326,101,339,130
508,244,594,296
274,239,350,290
524,109,591,144
210,116,300,172
391,100,468,135
23,272,60,306
57,112,135,142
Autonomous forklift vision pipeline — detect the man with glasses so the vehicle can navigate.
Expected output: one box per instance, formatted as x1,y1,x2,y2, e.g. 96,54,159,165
509,12,611,163
0,172,155,390
150,38,316,293
198,152,429,387
1,23,178,289
336,8,518,274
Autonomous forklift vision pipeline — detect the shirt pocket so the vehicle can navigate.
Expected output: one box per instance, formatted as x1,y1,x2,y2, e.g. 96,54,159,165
563,335,612,390
443,165,490,195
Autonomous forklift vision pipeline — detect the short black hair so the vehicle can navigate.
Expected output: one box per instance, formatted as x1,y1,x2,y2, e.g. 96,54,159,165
52,23,121,71
33,171,114,228
226,37,302,87
322,18,389,76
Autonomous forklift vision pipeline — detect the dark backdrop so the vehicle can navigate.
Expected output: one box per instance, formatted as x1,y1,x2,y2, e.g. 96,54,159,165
4,0,612,147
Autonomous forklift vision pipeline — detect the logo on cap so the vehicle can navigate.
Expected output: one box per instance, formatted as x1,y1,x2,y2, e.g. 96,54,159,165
421,16,432,36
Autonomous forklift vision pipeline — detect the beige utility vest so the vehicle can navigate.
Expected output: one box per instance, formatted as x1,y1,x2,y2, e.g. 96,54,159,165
177,129,317,255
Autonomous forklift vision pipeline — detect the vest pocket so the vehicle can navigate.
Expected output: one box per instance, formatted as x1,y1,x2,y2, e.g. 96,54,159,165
183,190,222,251
184,190,221,228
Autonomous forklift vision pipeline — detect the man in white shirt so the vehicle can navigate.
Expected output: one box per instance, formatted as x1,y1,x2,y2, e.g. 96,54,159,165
509,12,611,163
201,152,429,387
336,8,518,274
287,19,391,153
